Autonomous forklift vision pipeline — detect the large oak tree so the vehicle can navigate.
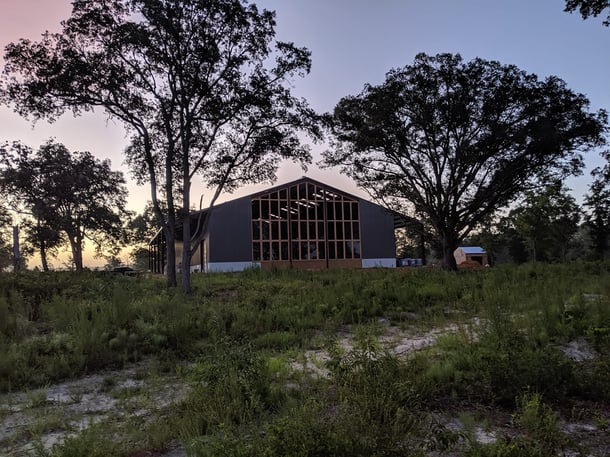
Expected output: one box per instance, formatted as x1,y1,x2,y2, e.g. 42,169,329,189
1,0,319,292
0,140,129,271
325,53,607,269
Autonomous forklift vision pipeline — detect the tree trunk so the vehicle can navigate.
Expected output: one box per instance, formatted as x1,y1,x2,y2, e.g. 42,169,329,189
181,209,192,294
149,190,177,287
12,225,21,271
181,166,192,294
440,231,459,270
418,223,426,265
164,225,177,288
141,133,177,287
39,241,49,272
68,234,84,271
442,246,458,270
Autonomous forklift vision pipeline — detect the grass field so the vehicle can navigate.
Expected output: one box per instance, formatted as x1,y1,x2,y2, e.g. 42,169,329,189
1,263,609,456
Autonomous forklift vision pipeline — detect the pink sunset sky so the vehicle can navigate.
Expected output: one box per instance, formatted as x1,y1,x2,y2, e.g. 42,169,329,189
1,1,609,267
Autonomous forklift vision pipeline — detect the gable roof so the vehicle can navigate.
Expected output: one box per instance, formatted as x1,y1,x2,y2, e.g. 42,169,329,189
249,175,361,201
149,176,422,243
459,246,486,254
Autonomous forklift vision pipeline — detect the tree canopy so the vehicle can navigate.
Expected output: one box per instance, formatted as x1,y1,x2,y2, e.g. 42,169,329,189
0,140,129,271
126,201,166,270
1,0,320,291
583,151,610,259
565,0,610,25
324,53,607,269
563,1,610,259
20,218,64,272
508,182,581,262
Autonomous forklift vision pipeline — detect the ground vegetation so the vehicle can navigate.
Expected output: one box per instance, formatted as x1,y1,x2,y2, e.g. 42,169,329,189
1,263,609,455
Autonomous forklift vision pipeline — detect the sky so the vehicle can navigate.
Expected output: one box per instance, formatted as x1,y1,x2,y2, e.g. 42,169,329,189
1,0,609,268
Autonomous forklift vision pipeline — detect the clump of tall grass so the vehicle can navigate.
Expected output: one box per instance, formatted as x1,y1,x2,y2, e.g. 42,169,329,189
2,262,609,395
173,339,288,453
467,393,578,457
405,318,575,407
181,342,463,457
0,272,200,390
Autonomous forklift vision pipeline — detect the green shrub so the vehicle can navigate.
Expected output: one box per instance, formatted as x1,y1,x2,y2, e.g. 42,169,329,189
253,330,300,350
570,358,610,401
467,393,577,457
404,326,575,407
183,340,277,430
46,423,120,457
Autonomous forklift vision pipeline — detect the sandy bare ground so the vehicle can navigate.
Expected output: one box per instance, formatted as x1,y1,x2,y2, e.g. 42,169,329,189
1,361,186,456
2,320,608,456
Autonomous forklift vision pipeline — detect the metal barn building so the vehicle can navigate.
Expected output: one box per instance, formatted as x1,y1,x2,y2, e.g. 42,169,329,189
149,177,416,273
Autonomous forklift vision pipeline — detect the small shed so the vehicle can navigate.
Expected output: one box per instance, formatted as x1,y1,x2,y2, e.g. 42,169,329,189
454,246,488,267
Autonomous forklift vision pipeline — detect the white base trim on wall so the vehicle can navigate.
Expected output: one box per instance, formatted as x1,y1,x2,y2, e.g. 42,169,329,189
361,258,396,268
191,260,397,272
204,261,261,273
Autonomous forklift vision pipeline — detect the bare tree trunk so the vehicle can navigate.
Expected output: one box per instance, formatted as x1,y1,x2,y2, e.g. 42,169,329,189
150,196,177,287
181,209,192,294
164,224,177,287
12,225,21,271
181,163,192,294
442,246,458,270
165,152,178,287
71,246,83,270
441,232,459,270
40,241,49,272
141,131,178,288
67,230,84,271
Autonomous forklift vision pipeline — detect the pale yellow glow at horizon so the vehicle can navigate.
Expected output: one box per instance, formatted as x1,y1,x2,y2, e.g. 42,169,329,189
2,0,609,269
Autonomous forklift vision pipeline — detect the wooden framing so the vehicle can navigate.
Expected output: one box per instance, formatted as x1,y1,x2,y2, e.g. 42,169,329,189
251,181,362,270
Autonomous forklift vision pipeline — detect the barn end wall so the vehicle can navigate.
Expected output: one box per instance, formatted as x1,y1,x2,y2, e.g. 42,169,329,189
358,200,396,268
207,197,253,265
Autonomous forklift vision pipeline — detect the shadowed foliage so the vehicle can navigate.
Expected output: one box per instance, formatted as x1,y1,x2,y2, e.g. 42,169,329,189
565,0,610,25
0,140,129,271
325,53,607,269
1,0,320,292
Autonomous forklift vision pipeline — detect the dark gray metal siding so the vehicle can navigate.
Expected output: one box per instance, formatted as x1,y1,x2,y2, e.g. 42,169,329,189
207,197,252,262
200,180,398,264
358,200,396,258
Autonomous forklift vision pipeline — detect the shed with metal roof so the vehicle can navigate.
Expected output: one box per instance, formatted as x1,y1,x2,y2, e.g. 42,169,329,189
454,246,488,267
